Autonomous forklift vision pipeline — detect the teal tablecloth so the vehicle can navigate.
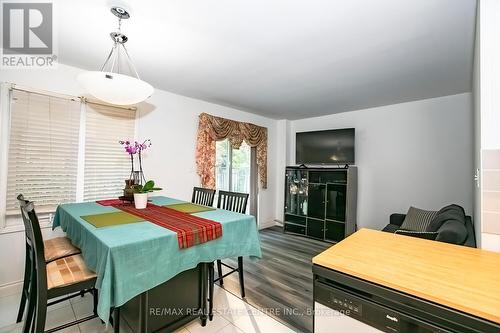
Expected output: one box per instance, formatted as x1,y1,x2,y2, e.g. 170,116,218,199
52,196,262,322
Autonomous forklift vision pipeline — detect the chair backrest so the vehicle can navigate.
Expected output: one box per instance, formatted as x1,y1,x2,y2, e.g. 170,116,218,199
18,194,31,240
217,190,249,214
17,195,48,295
192,187,216,206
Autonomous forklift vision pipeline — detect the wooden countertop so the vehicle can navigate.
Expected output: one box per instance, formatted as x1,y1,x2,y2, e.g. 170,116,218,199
313,228,500,324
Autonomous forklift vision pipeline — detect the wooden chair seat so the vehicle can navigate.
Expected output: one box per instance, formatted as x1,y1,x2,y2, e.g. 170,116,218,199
16,238,81,323
47,254,96,290
18,194,99,332
44,237,81,263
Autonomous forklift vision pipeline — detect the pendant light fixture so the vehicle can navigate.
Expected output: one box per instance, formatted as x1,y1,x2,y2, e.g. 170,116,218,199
77,6,153,106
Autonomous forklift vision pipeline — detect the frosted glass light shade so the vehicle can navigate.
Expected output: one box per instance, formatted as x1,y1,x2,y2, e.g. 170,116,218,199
77,71,154,105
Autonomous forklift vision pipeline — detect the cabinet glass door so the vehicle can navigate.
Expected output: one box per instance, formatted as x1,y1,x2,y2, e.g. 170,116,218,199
325,220,345,242
308,183,326,219
284,169,308,216
307,218,325,239
325,184,347,222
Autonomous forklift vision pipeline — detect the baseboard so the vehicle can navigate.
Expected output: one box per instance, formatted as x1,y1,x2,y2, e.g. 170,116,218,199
258,220,277,230
0,280,23,298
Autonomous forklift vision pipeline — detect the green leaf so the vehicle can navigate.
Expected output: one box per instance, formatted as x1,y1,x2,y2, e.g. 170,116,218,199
142,180,155,192
132,184,144,193
132,180,161,193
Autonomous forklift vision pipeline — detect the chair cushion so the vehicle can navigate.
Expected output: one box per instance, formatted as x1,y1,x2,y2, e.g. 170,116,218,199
434,220,468,245
44,237,81,262
426,204,466,232
46,255,96,290
382,224,400,233
400,207,437,232
395,229,439,240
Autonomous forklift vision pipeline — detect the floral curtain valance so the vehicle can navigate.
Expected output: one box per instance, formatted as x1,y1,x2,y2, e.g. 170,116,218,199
196,113,268,189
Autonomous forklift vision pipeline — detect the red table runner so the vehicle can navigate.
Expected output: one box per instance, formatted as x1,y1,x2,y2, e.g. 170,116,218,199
96,199,125,206
110,203,222,249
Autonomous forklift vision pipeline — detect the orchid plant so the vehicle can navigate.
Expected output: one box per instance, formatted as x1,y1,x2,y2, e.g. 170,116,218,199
119,139,152,155
119,139,152,185
132,180,162,193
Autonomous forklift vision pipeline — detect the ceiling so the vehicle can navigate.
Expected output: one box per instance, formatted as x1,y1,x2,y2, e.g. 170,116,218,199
56,0,477,119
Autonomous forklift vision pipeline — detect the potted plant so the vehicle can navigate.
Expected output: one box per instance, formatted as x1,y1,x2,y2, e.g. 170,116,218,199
132,180,162,209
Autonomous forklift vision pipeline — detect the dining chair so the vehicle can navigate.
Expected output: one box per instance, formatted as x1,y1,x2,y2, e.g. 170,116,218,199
16,195,82,324
17,195,98,333
208,190,249,320
191,187,216,206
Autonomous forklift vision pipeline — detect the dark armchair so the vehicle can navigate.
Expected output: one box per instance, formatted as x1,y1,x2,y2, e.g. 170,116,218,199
383,211,476,248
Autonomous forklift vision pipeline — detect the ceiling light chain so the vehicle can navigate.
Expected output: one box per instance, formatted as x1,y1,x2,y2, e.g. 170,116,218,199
77,6,154,106
116,18,121,74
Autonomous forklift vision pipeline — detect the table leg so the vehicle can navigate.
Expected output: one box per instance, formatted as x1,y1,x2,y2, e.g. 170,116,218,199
200,263,208,327
208,262,214,321
113,307,120,333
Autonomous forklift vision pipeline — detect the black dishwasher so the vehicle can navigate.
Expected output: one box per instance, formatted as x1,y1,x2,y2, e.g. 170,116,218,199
313,265,500,333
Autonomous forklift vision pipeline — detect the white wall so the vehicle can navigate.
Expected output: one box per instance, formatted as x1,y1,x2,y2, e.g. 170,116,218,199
274,119,290,222
476,0,500,252
473,0,481,248
0,63,279,295
281,93,474,230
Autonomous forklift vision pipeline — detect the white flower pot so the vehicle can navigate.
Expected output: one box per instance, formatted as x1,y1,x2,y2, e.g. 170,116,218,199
134,193,148,209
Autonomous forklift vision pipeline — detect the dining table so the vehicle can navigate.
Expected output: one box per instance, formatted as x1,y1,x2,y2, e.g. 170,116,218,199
52,196,262,332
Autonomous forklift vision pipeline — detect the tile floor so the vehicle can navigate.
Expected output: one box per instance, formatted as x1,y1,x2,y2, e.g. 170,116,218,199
0,286,297,333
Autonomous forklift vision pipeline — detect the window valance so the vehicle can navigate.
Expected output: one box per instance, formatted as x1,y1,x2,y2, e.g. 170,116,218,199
196,113,268,189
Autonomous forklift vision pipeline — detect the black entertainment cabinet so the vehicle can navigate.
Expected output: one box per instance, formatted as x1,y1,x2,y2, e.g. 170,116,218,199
283,166,357,242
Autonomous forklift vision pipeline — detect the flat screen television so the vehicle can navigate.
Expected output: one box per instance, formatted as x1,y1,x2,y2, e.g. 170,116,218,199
296,128,355,165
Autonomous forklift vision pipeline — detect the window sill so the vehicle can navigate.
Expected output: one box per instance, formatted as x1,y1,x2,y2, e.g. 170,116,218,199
0,222,53,235
1,211,54,234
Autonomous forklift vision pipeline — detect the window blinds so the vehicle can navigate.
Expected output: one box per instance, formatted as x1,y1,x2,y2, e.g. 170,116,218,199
6,89,81,214
83,103,136,201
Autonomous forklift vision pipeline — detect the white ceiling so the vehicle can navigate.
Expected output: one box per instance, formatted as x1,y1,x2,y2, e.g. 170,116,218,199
56,0,477,119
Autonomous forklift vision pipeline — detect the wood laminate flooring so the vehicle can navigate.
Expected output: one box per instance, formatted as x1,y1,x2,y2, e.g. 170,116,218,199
219,226,331,333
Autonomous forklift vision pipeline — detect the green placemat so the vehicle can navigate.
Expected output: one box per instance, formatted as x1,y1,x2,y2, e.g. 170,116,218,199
165,202,216,214
81,211,145,228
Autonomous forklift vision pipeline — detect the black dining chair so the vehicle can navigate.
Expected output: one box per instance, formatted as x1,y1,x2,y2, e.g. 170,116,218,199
208,190,249,320
16,195,82,325
17,195,99,333
191,187,216,206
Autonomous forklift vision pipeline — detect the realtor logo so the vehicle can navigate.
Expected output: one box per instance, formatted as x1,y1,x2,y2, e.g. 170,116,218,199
1,1,57,68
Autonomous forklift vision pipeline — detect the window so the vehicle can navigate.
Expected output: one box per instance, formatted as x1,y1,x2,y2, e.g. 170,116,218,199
84,103,136,201
215,140,251,193
215,139,252,213
5,89,81,215
215,140,230,191
1,85,136,227
231,143,251,194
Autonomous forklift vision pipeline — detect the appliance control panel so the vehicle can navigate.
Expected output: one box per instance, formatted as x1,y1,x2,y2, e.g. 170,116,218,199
330,294,361,315
314,279,451,333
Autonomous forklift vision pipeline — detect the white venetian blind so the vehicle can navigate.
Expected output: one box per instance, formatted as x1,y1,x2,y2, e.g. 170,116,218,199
6,89,81,214
84,103,136,201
